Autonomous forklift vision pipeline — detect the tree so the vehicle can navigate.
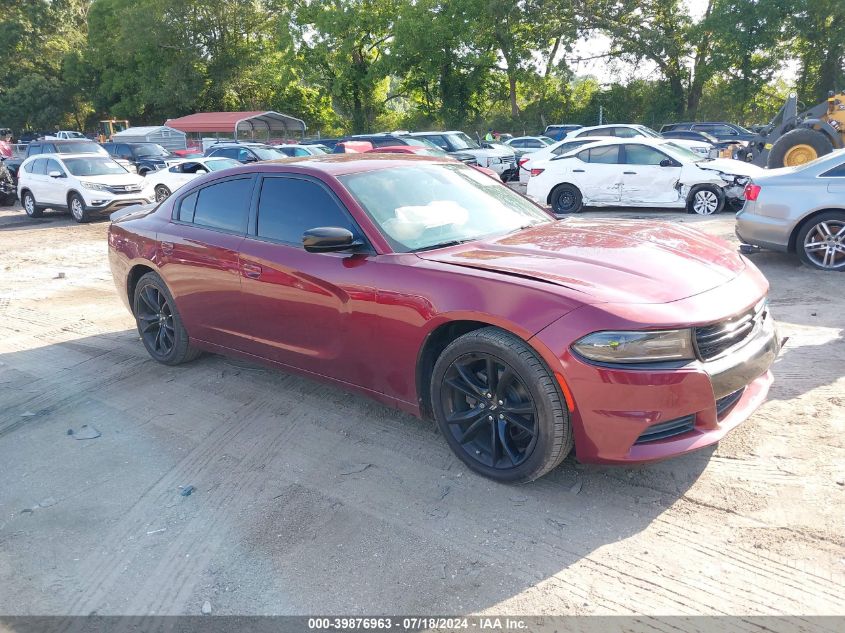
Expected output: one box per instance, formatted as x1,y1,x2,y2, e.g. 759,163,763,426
789,0,845,103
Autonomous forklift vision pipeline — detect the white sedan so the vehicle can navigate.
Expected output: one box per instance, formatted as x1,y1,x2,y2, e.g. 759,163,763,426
526,138,763,215
144,157,241,201
570,124,714,158
517,136,614,184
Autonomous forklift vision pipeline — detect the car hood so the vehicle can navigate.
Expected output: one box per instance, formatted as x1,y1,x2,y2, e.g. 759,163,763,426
78,173,146,186
417,219,746,305
696,158,763,177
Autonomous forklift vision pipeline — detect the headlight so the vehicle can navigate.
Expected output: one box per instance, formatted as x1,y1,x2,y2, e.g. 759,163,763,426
572,329,695,363
488,157,501,165
82,182,110,192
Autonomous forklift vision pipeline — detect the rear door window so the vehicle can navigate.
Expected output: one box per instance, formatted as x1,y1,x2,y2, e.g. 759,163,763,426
578,145,621,164
255,177,359,246
181,177,253,233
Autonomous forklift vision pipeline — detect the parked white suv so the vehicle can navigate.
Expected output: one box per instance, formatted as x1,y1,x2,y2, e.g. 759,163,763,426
17,153,154,222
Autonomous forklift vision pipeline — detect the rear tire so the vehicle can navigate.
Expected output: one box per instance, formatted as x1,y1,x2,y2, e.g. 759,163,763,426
69,193,89,223
132,272,202,365
22,191,43,218
549,183,583,215
687,185,725,215
768,128,833,168
795,211,845,271
430,327,573,483
154,185,171,202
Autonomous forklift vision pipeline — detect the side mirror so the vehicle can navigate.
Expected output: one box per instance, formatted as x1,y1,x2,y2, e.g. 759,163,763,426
659,159,677,167
242,155,258,163
48,170,64,178
302,227,362,253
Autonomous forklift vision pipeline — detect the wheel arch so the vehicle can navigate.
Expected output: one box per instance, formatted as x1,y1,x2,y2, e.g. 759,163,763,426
126,263,158,308
66,189,85,206
414,317,564,420
788,207,845,252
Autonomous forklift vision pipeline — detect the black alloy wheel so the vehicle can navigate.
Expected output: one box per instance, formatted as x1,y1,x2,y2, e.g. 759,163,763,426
135,283,176,359
441,352,539,469
431,327,573,482
132,272,202,365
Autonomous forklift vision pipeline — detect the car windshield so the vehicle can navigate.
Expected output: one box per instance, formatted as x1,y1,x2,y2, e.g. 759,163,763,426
253,147,285,160
64,157,128,176
445,133,480,150
64,132,85,139
661,142,704,162
205,158,241,171
539,136,555,145
401,137,441,149
56,142,105,155
134,144,170,157
637,126,663,138
339,163,551,253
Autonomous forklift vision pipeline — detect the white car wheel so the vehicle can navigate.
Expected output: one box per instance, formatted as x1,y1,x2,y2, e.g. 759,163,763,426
23,191,42,218
69,194,88,223
691,188,721,215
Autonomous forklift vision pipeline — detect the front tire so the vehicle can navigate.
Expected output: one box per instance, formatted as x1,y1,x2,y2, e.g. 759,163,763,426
549,183,583,215
154,184,171,202
132,272,202,365
69,193,88,223
22,191,43,218
687,185,725,215
796,211,845,271
430,327,573,483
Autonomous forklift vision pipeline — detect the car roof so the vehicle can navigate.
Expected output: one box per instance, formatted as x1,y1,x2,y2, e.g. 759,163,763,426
407,131,465,136
22,152,111,162
229,153,455,177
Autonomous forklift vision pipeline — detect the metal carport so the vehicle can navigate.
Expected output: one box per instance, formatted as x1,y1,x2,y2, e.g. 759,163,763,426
164,111,307,140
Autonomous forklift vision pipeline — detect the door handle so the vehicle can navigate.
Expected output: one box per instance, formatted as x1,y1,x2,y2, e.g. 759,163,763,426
242,263,262,279
623,171,637,174
572,169,585,173
160,241,174,255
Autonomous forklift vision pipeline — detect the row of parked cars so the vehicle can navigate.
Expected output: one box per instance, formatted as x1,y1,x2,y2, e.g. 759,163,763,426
7,130,844,271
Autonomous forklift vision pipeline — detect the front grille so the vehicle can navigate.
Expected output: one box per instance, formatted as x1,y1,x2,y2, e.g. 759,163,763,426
634,415,695,444
695,300,766,361
501,156,515,165
107,184,143,194
715,388,744,419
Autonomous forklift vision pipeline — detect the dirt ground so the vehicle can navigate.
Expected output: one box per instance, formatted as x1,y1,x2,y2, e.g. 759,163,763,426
0,199,843,618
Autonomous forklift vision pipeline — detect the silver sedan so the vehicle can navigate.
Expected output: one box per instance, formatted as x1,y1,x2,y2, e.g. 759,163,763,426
736,149,845,271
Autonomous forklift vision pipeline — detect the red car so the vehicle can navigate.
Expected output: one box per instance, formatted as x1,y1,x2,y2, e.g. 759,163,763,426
108,155,780,482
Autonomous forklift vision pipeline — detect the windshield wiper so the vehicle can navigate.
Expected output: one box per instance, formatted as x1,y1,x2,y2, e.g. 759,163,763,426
412,238,474,252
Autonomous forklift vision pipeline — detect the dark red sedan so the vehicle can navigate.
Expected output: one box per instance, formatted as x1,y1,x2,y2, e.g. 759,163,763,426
108,155,780,482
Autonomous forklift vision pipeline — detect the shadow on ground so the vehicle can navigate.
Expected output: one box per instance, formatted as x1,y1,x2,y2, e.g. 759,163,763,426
0,329,711,615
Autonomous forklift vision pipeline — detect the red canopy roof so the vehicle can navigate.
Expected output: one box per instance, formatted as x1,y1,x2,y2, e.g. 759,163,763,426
165,111,306,135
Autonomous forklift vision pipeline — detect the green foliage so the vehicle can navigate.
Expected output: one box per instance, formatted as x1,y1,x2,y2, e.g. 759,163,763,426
2,0,843,136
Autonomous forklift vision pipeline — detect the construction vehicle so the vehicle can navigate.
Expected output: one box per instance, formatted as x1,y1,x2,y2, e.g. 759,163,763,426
98,119,130,142
749,91,845,168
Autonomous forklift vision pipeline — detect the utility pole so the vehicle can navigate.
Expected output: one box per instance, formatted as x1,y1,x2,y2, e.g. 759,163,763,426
599,104,603,125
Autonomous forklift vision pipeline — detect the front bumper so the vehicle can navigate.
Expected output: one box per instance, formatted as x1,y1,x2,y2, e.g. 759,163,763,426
84,196,154,216
534,283,780,464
